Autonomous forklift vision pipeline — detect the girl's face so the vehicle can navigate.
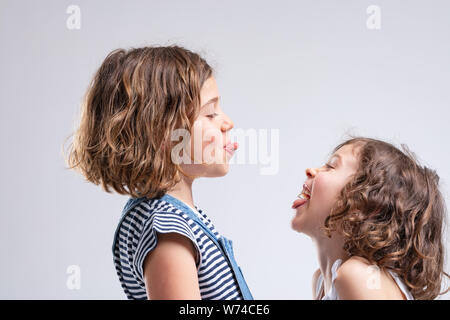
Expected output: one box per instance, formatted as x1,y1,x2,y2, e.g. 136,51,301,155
180,76,237,178
291,144,360,237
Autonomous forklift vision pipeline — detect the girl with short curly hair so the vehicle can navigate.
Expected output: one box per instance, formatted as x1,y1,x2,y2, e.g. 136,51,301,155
66,45,253,300
291,137,449,300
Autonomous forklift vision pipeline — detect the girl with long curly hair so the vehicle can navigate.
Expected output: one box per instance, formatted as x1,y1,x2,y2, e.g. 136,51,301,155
291,137,449,300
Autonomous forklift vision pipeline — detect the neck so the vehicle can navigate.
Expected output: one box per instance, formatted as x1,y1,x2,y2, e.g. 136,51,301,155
312,233,348,294
166,174,195,208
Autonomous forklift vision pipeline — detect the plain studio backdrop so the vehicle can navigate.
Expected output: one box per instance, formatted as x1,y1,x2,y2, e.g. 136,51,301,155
1,0,449,299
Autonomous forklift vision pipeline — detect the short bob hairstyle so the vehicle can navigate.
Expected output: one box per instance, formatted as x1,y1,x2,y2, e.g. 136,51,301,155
66,46,213,198
323,137,449,300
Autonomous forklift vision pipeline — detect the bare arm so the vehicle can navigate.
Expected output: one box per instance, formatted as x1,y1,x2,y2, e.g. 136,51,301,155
143,232,201,300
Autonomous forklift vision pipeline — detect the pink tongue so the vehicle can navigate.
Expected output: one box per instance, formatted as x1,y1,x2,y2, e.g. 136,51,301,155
292,198,307,209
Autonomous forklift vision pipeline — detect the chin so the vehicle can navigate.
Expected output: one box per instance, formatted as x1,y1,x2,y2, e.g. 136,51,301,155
291,218,303,233
291,215,312,235
203,163,229,177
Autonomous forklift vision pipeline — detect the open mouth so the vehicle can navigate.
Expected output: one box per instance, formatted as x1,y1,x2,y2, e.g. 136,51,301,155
291,183,311,209
298,183,311,200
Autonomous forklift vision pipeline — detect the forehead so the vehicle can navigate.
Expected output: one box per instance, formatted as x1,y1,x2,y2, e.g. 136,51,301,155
332,143,360,169
200,77,218,101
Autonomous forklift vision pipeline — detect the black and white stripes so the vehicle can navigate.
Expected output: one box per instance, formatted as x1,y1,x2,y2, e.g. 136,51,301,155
112,198,243,300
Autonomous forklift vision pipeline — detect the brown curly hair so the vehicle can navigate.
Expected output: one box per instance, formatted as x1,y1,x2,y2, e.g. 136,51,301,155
323,137,449,300
64,45,212,198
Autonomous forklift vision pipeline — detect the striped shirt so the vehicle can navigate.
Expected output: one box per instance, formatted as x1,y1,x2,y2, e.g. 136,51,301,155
112,196,243,300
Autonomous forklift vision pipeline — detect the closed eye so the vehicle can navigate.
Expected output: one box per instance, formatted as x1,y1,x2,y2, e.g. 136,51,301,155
206,113,218,119
325,163,334,169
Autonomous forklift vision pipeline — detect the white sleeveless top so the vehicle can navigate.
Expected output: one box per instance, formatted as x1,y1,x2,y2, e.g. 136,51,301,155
315,259,414,300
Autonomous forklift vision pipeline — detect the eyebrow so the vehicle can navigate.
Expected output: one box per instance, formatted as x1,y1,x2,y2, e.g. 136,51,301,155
330,154,342,164
201,96,219,108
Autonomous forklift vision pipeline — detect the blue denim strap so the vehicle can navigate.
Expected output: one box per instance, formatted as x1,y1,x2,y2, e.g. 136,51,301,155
160,193,254,300
218,237,254,300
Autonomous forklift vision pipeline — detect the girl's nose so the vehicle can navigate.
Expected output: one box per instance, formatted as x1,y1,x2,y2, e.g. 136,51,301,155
306,167,317,178
221,113,234,132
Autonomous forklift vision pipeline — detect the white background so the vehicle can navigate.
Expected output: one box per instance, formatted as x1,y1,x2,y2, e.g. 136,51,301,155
0,0,449,299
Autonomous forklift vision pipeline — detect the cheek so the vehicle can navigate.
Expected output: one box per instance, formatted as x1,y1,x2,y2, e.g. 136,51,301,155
189,120,220,157
185,120,229,177
196,120,222,145
312,174,342,215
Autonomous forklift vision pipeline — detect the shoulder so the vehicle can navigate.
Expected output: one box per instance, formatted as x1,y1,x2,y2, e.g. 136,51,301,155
312,268,322,283
334,256,388,300
121,198,201,262
136,198,194,229
336,256,372,276
120,198,194,234
312,268,322,299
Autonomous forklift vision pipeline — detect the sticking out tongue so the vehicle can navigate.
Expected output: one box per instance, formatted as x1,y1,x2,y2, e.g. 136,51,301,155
292,198,308,209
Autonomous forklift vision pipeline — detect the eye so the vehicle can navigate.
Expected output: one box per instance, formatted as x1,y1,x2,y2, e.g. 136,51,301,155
206,113,218,119
325,163,334,169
